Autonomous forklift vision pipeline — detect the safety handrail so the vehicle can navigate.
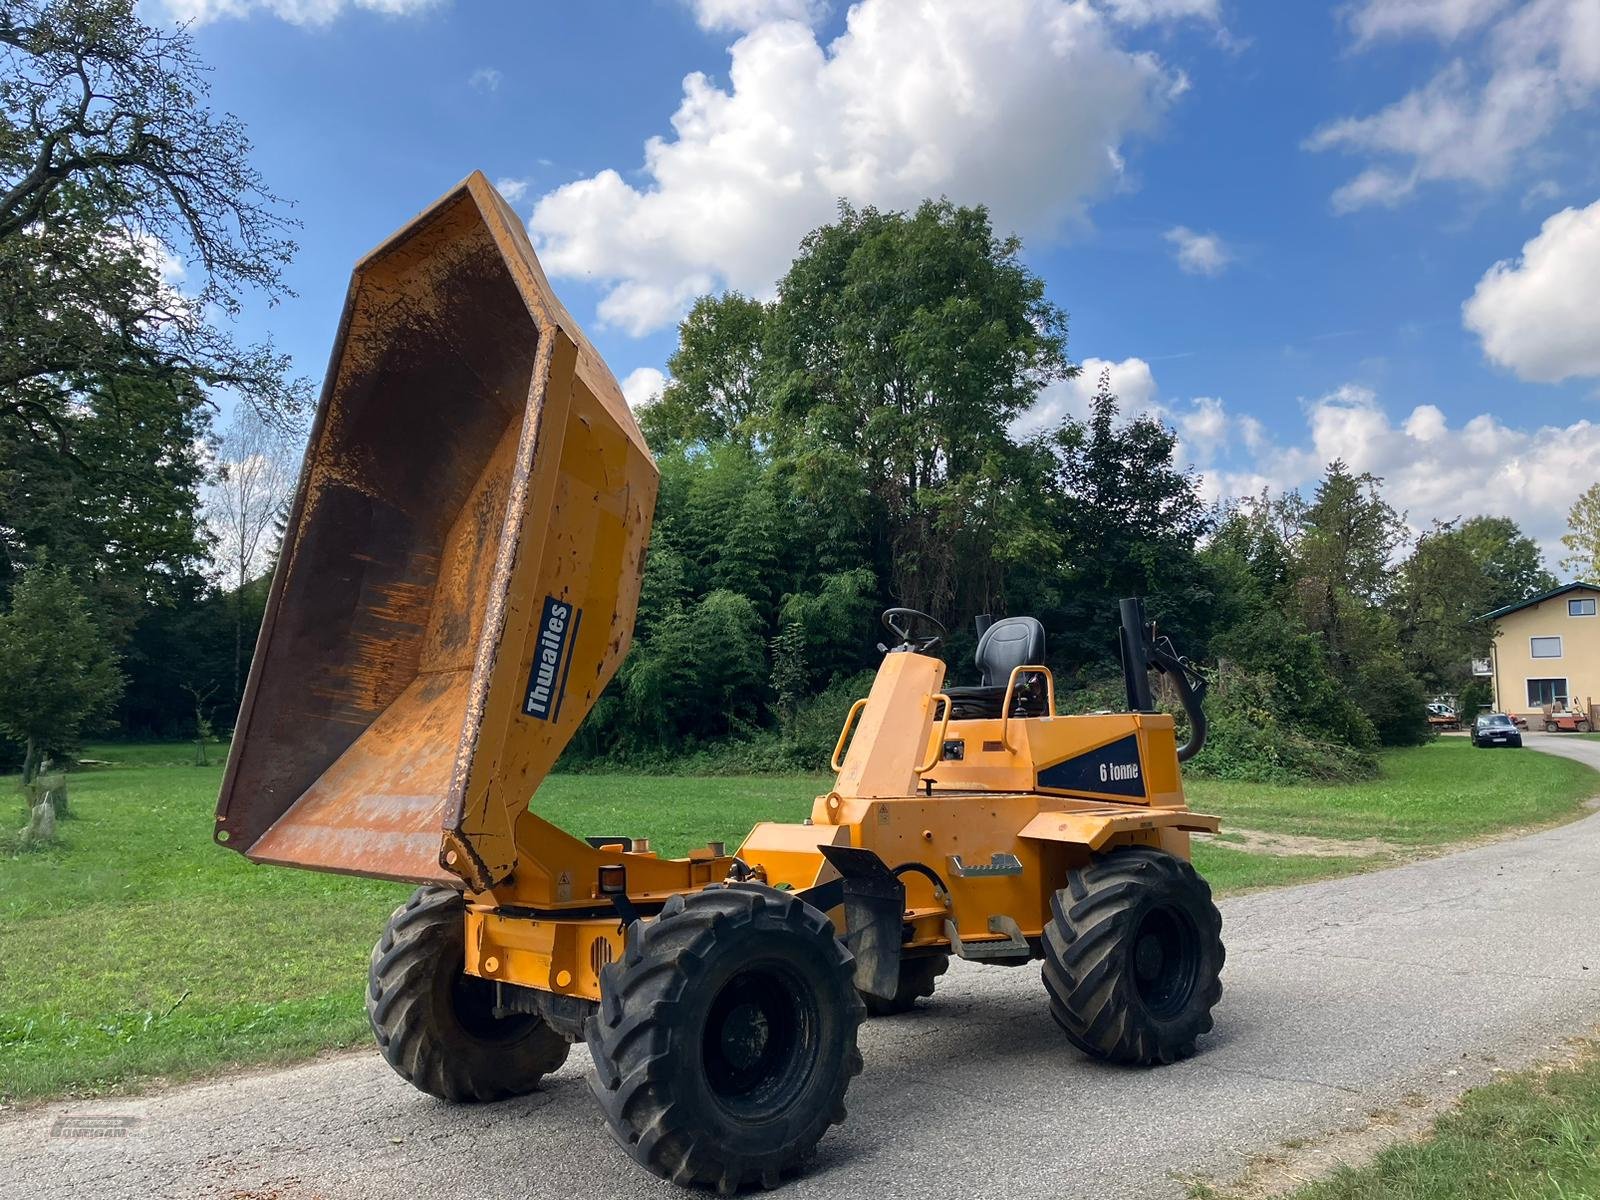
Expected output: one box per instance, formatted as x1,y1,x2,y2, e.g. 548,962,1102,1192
830,698,870,771
999,664,1055,753
916,693,954,774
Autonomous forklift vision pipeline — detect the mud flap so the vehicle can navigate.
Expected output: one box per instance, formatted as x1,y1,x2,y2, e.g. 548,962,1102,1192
801,845,906,1002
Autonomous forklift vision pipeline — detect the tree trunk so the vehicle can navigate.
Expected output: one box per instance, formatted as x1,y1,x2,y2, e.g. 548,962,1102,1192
21,735,39,785
46,778,68,819
19,796,57,849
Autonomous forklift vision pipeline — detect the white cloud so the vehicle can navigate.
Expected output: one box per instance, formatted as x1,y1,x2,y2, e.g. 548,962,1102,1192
1311,0,1600,210
1164,225,1231,274
1346,0,1511,43
159,0,438,25
530,0,1180,335
686,0,828,31
1185,383,1600,558
1463,198,1600,383
1522,178,1563,208
621,367,668,410
1098,0,1220,24
1013,357,1595,559
468,67,502,92
1013,356,1160,434
495,177,530,203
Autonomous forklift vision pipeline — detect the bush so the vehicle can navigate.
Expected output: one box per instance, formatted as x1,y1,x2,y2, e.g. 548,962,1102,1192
559,671,876,776
1186,707,1377,783
1354,656,1431,746
1182,662,1379,784
1457,677,1492,720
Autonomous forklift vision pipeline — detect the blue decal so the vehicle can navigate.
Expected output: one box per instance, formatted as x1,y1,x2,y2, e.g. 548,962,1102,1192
1037,733,1147,798
523,596,580,721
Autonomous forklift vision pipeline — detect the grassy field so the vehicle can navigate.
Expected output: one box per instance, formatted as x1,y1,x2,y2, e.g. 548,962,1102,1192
0,738,1593,1105
1209,1044,1600,1200
1188,740,1597,845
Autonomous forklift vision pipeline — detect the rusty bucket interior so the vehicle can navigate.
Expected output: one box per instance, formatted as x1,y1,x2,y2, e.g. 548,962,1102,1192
215,173,657,888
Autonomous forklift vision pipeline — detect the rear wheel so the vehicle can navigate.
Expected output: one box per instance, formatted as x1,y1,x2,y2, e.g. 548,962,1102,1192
861,953,949,1016
587,885,864,1193
367,886,570,1102
1042,847,1223,1065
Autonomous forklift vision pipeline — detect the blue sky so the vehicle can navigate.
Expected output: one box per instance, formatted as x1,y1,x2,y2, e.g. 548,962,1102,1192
166,0,1600,555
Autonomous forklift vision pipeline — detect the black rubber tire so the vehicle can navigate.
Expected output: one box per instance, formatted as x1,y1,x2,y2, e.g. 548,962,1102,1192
367,886,570,1102
1042,847,1223,1065
586,885,865,1193
862,953,949,1016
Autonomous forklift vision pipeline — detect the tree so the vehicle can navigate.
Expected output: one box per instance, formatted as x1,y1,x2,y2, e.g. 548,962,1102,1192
1293,460,1405,672
1560,482,1600,581
1041,371,1213,665
0,0,308,441
1391,515,1554,698
0,371,212,638
640,293,768,451
765,199,1071,616
769,622,808,736
1392,521,1493,695
1457,515,1555,611
0,565,122,781
207,404,296,707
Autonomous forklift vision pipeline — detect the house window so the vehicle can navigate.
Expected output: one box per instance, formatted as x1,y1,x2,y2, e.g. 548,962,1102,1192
1531,636,1563,658
1528,678,1568,707
1570,598,1597,616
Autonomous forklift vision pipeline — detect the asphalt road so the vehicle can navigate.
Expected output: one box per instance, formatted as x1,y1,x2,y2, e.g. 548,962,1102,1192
5,733,1600,1200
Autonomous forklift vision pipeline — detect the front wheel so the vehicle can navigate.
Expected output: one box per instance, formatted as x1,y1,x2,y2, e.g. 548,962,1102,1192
587,885,865,1193
367,887,570,1101
1042,847,1224,1065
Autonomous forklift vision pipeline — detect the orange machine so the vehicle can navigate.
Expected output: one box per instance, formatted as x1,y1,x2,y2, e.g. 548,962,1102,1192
217,173,1225,1194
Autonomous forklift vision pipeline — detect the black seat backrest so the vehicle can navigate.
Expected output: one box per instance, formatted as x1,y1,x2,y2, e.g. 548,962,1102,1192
975,616,1046,687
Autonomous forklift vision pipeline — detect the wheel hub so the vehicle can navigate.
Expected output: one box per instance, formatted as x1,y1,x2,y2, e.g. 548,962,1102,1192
718,1001,772,1072
701,963,814,1117
1129,904,1201,1020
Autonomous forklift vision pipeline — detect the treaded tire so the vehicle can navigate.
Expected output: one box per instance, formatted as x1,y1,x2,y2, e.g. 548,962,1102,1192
1042,847,1223,1065
862,953,949,1016
367,886,570,1102
586,884,865,1193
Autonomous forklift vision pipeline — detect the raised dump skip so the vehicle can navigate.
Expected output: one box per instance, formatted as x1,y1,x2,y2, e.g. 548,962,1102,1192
214,173,657,889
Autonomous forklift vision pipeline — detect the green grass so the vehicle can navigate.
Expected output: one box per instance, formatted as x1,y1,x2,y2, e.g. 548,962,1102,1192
1241,1045,1600,1200
1188,842,1377,894
1187,740,1596,845
1,738,1594,1105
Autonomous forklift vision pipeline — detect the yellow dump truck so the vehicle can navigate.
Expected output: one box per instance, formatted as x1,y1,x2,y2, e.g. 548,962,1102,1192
216,173,1225,1194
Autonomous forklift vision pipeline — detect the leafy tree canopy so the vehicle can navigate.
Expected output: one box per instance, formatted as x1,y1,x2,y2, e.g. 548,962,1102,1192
1560,482,1600,582
0,564,122,777
0,0,308,450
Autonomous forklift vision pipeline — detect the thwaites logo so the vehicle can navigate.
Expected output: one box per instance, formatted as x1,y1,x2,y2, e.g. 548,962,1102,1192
1036,733,1147,798
523,596,581,722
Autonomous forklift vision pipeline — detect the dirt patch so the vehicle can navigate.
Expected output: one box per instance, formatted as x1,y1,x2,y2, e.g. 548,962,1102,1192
1205,830,1401,859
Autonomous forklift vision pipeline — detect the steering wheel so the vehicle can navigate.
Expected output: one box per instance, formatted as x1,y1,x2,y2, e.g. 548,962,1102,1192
881,607,947,654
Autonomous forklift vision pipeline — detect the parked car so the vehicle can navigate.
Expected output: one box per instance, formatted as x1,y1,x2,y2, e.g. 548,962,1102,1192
1472,713,1523,748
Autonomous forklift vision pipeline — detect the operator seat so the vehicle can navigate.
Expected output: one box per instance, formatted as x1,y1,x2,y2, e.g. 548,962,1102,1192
944,616,1048,720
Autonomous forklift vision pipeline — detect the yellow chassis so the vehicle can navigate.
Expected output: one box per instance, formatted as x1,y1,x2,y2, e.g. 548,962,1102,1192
462,649,1218,1003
